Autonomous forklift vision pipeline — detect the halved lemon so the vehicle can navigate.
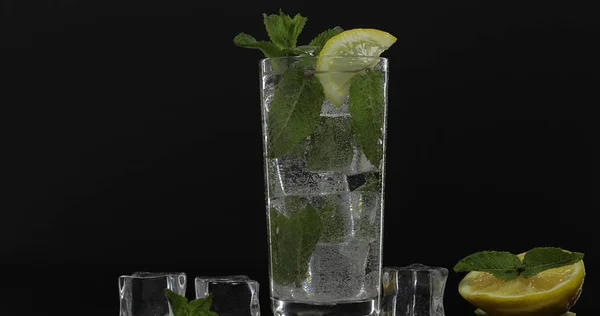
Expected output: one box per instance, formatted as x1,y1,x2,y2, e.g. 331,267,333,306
315,28,397,106
459,253,585,316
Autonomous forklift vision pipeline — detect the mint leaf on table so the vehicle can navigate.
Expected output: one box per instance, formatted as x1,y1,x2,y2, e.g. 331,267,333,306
453,251,523,281
348,69,385,168
454,247,585,280
233,33,284,58
165,289,218,316
307,116,353,172
521,247,584,278
263,10,307,49
165,288,189,316
187,295,215,315
308,27,344,54
270,200,323,286
267,68,324,158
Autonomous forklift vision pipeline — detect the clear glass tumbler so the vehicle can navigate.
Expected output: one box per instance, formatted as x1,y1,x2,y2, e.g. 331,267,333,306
259,56,389,316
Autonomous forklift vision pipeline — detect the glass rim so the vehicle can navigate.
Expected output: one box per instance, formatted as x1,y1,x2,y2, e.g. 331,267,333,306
260,55,388,63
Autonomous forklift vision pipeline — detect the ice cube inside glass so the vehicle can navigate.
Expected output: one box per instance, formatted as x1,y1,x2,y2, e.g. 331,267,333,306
381,264,448,316
195,275,260,316
118,272,187,316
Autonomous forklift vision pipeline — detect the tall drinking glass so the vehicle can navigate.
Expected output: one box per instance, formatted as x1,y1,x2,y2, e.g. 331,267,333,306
259,56,389,316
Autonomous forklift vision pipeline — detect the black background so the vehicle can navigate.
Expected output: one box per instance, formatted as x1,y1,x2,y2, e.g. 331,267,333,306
1,0,598,315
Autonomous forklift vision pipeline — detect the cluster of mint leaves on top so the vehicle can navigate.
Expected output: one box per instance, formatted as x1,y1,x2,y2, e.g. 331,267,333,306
454,247,584,281
164,289,218,316
234,11,385,168
233,10,343,57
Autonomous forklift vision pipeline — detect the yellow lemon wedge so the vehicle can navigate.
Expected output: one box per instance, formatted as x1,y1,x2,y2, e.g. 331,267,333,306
459,254,585,316
315,28,396,106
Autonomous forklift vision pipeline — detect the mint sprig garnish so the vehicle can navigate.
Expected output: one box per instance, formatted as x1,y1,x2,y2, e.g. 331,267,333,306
234,11,342,57
233,33,284,58
267,68,324,158
308,26,344,54
349,69,385,168
164,288,218,316
263,10,307,50
454,247,584,281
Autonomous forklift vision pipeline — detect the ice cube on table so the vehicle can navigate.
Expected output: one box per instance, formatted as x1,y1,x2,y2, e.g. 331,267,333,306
381,264,448,316
195,275,260,316
119,272,187,316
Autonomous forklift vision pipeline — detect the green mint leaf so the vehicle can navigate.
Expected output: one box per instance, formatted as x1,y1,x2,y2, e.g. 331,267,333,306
289,13,307,48
282,45,318,56
453,251,523,281
308,26,344,54
348,69,385,168
263,13,287,48
187,295,212,313
521,247,584,278
307,116,353,172
233,33,284,58
267,68,324,158
164,288,189,316
270,199,323,286
263,11,307,49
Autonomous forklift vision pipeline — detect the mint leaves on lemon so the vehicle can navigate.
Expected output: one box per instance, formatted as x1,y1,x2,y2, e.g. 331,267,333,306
454,247,584,281
164,289,218,316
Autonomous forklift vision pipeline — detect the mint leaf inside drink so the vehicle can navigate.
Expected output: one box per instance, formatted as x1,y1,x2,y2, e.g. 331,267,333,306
453,251,523,281
349,69,385,168
521,247,585,278
233,33,284,58
267,68,324,158
270,199,323,286
307,116,353,172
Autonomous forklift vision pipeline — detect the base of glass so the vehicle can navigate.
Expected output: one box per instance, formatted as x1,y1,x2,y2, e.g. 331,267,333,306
272,298,378,316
